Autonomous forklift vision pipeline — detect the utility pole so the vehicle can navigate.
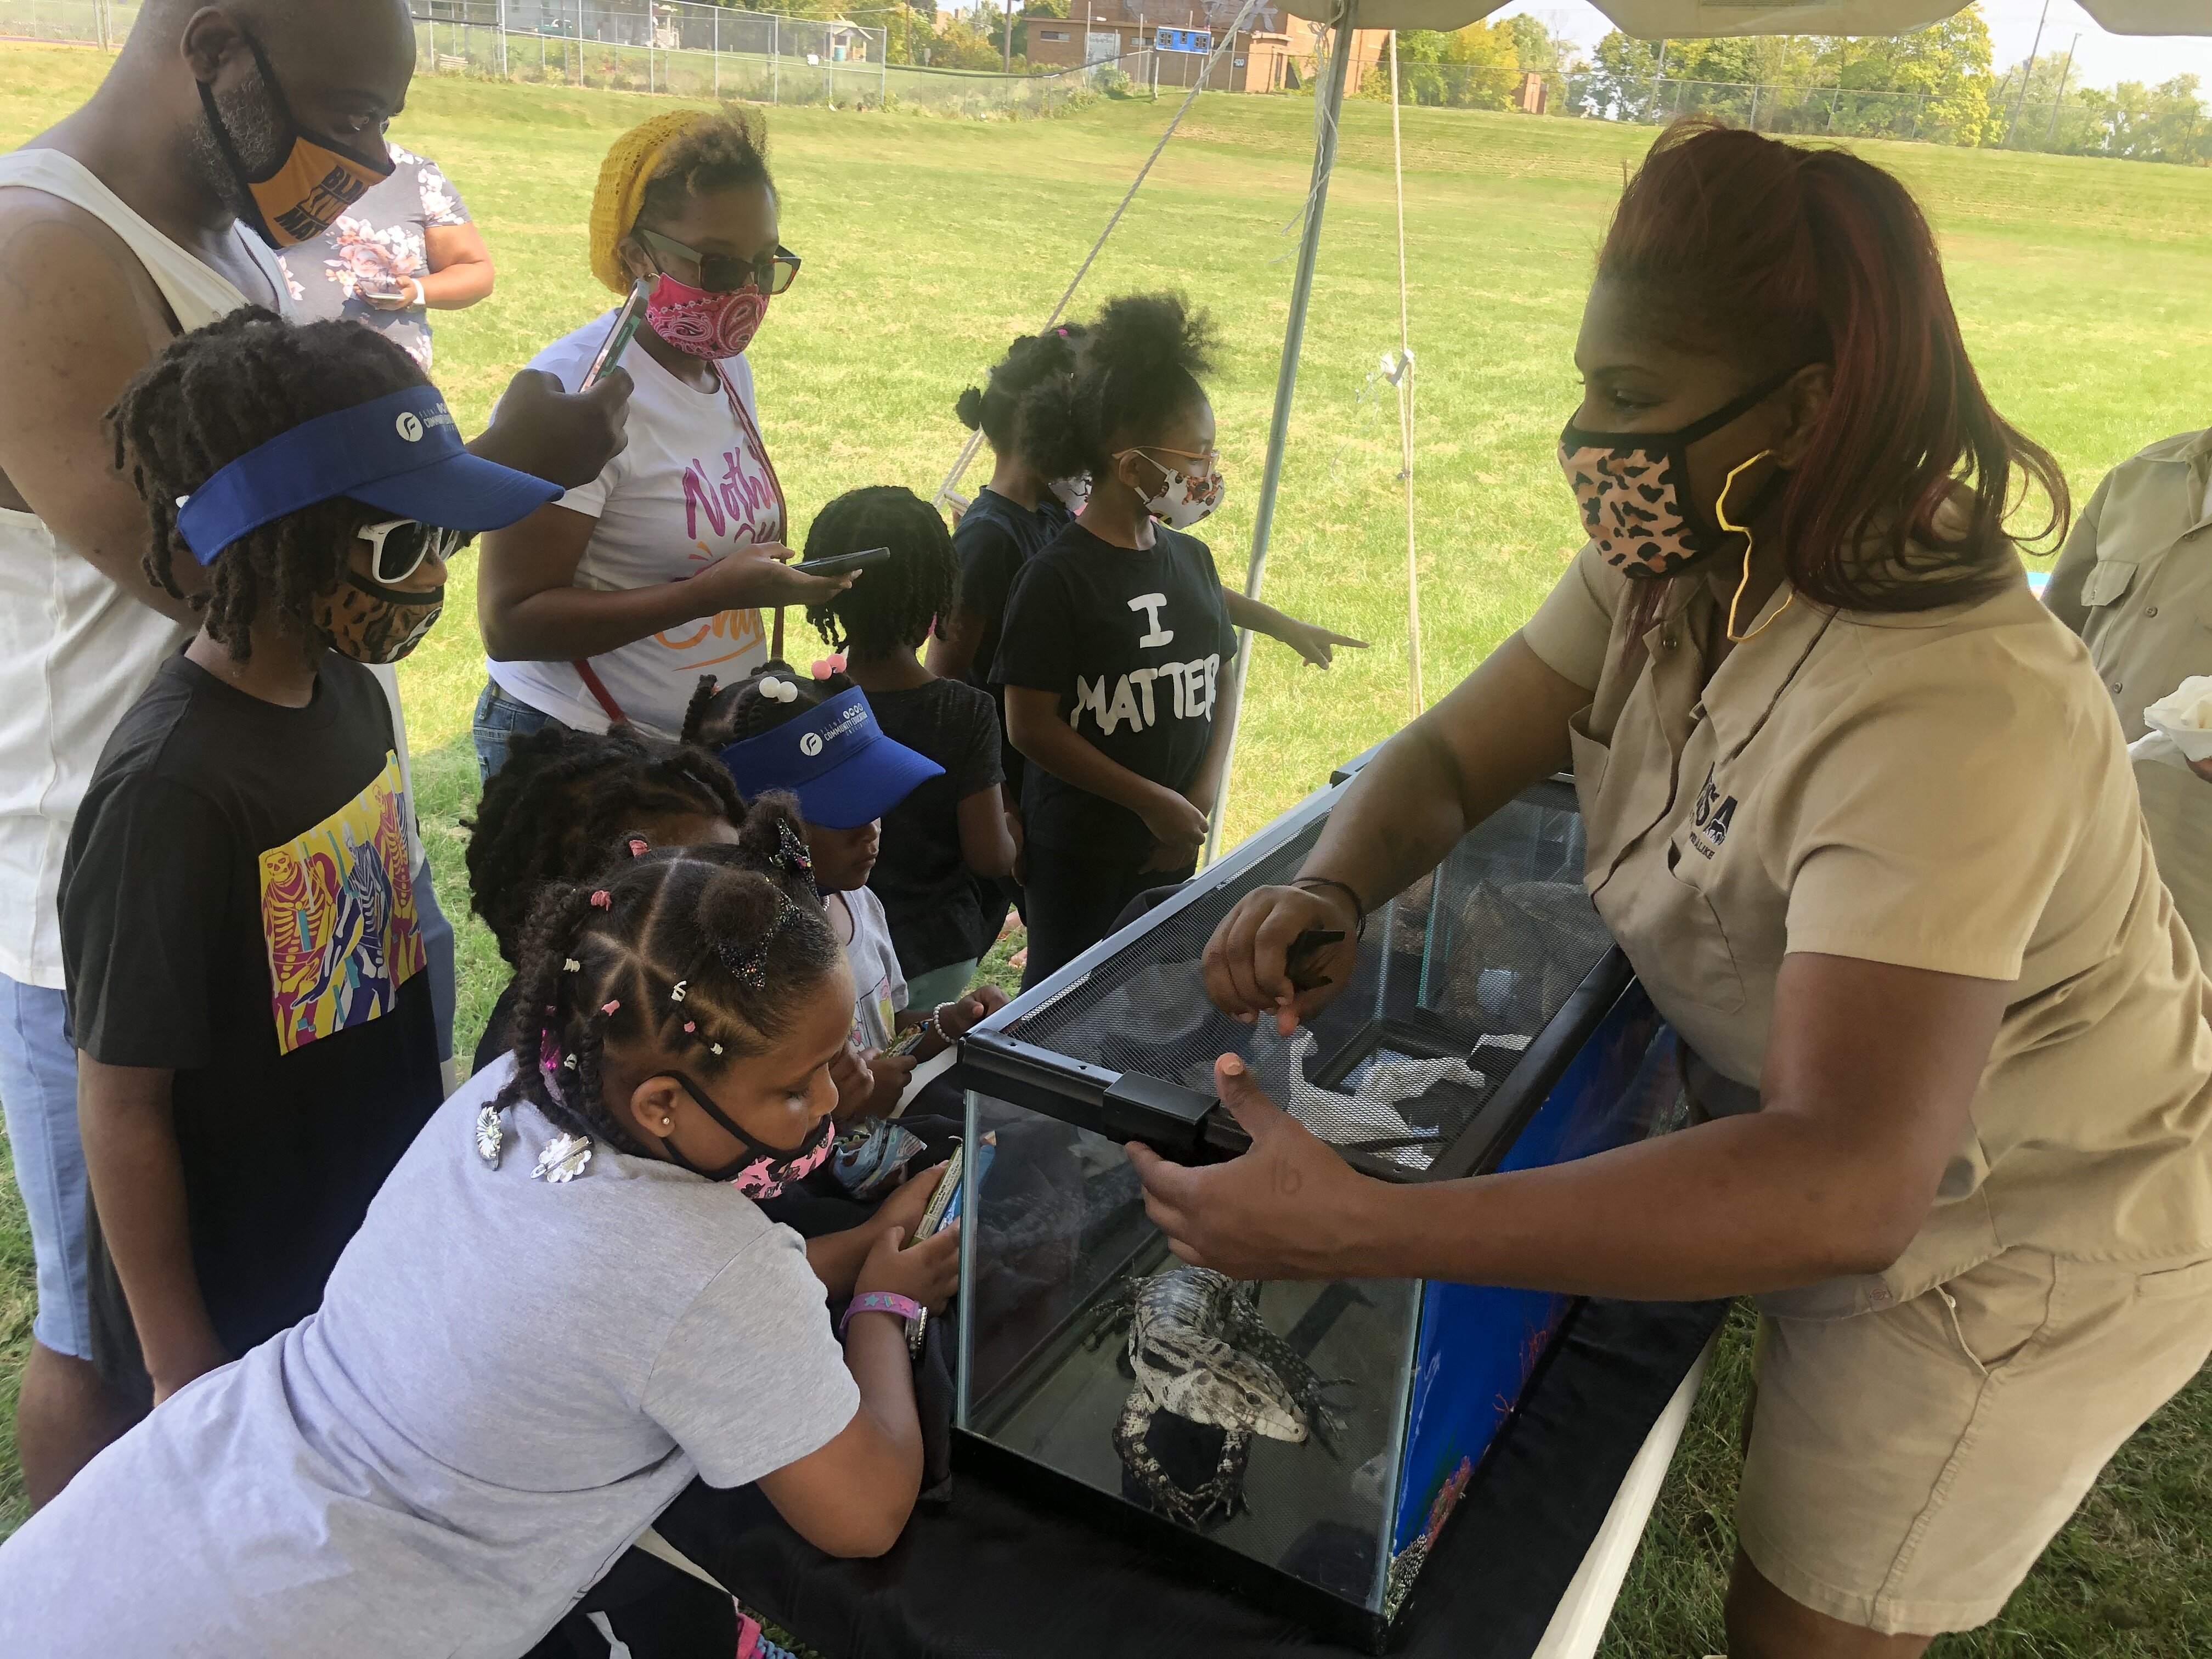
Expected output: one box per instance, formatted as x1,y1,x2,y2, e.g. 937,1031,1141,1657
2044,33,2078,150
1005,0,1014,72
2004,0,2050,148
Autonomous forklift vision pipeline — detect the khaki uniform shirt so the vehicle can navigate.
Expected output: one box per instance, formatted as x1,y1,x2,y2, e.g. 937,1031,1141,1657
1523,541,2212,1319
2045,428,2212,955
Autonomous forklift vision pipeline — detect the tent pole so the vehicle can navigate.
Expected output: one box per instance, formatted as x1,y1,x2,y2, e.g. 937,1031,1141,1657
1204,0,1358,866
1389,29,1421,723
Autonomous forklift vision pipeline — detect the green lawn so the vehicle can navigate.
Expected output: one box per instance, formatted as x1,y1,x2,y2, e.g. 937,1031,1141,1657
3,38,2209,1652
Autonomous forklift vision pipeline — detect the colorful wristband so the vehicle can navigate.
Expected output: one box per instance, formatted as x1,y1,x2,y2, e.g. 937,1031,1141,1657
839,1291,924,1336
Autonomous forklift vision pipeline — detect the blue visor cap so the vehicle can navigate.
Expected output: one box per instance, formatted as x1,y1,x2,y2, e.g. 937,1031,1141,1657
718,687,945,831
174,385,562,566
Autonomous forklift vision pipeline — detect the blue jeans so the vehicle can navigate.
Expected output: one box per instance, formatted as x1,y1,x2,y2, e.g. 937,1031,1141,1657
0,973,91,1358
472,680,562,786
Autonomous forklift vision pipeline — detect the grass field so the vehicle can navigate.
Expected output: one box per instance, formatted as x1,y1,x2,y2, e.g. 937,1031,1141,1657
3,38,2210,1654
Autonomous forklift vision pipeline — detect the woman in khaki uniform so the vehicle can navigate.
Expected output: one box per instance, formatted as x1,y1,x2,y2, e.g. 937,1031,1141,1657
1134,123,2212,1658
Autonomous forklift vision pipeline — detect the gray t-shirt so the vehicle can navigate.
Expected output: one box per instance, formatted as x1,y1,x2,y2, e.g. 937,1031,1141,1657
838,884,910,1053
0,1059,857,1658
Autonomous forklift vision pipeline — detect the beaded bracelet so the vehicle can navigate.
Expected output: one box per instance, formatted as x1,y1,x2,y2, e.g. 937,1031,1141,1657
839,1290,923,1337
1291,875,1368,939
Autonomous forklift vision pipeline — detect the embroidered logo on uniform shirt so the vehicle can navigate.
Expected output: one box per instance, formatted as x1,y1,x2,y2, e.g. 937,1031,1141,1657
1688,764,1737,861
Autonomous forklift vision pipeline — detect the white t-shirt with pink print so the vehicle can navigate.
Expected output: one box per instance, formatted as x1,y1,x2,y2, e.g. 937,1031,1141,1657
486,309,783,740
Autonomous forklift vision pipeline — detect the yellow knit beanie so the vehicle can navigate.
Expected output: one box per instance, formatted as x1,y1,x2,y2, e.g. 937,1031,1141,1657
588,110,715,295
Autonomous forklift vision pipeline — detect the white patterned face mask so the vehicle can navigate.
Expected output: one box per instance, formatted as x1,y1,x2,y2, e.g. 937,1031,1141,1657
1047,474,1091,512
1119,448,1225,531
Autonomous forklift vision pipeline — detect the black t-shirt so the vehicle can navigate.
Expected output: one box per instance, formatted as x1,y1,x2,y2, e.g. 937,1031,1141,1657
866,679,1006,975
947,488,1073,696
62,652,443,1362
992,522,1237,860
949,489,1071,796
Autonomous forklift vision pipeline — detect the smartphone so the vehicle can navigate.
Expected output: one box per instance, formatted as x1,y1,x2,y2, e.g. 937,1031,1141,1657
580,277,653,391
904,1139,966,1357
883,1024,930,1061
793,545,893,579
912,1142,964,1245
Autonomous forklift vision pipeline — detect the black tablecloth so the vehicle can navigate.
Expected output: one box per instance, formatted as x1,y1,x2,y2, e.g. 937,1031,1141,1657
659,1294,1731,1659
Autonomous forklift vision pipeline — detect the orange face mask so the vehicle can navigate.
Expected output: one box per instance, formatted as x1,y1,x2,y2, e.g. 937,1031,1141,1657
198,36,393,250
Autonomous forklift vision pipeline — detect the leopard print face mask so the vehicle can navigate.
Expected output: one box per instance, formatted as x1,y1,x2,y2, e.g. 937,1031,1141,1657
313,570,445,665
1558,369,1796,578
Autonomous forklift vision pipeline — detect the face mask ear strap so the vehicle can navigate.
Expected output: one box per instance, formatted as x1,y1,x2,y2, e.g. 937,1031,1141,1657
1720,450,1795,644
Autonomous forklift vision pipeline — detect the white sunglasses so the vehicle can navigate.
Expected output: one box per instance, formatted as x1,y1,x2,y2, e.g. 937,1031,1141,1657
360,518,466,586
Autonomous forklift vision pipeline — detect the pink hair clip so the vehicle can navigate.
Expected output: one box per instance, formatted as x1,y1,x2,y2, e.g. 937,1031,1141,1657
601,1000,620,1016
683,1020,697,1034
628,838,650,859
590,891,612,910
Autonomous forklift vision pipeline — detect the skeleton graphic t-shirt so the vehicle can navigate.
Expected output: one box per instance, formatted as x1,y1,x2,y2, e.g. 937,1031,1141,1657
994,521,1237,859
61,652,443,1365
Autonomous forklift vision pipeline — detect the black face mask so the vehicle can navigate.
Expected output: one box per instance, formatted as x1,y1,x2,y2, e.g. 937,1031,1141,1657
1558,368,1798,579
652,1071,836,1197
196,34,393,250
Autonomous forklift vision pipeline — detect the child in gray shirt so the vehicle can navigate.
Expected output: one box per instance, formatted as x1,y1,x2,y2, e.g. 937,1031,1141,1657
0,809,957,1657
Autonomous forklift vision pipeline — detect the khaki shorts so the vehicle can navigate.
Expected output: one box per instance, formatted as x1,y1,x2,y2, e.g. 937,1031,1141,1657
1736,1247,2212,1637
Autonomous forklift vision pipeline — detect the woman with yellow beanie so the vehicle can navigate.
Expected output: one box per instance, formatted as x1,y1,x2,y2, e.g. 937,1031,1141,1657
474,110,848,780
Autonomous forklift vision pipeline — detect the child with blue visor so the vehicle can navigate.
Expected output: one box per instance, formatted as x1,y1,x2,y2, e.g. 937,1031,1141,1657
60,309,560,1429
690,665,1011,1142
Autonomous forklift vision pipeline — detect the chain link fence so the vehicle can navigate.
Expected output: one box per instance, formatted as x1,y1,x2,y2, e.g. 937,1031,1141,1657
0,5,2123,148
0,0,1098,118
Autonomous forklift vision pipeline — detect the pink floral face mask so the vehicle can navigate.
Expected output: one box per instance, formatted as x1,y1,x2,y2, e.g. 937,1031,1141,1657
646,274,769,361
651,1069,834,1198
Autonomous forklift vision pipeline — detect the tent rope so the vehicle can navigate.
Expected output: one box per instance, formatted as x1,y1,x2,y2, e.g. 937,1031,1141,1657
1388,30,1423,720
932,0,1265,512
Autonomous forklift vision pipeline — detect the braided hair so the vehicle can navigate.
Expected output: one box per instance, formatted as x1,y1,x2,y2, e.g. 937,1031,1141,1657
106,307,431,662
681,661,855,752
496,800,838,1156
1014,294,1216,483
956,324,1088,455
466,724,748,964
800,487,955,663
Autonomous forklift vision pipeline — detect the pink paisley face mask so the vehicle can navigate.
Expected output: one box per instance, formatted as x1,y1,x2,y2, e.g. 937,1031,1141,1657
646,274,769,361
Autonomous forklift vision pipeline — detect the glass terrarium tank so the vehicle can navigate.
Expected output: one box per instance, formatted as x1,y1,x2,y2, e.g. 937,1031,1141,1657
950,774,1684,1650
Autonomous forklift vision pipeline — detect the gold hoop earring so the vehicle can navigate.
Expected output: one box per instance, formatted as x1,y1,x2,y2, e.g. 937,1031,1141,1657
1719,449,1791,644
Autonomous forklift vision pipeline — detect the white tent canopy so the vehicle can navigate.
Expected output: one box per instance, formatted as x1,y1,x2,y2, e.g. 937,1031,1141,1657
1277,0,2210,36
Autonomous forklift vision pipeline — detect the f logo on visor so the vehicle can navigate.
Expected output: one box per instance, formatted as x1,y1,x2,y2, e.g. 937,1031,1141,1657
395,413,425,443
800,732,825,758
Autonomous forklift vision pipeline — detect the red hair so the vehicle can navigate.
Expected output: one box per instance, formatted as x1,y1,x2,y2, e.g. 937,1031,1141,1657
1600,120,2066,611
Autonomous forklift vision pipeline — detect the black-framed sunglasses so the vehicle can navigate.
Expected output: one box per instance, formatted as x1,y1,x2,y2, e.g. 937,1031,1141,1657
637,228,802,296
360,518,465,586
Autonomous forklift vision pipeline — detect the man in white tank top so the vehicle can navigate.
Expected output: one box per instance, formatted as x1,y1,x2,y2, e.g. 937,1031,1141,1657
0,0,633,1503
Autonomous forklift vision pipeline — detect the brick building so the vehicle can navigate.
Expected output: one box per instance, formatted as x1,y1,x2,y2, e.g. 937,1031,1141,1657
1021,1,1390,95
